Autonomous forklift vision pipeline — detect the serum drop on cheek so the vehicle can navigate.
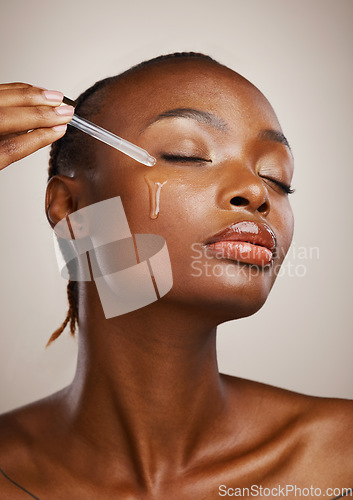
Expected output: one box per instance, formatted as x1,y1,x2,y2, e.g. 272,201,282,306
144,175,167,219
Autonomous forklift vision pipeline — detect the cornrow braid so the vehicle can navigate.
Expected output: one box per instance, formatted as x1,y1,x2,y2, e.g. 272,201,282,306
47,51,220,345
46,281,78,347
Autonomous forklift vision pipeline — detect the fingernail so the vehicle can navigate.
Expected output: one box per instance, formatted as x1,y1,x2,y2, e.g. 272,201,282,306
52,124,67,132
55,105,74,116
43,90,64,103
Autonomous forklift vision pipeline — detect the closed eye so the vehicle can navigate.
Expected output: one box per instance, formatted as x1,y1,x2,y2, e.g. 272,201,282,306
259,175,295,195
160,154,212,163
160,156,294,193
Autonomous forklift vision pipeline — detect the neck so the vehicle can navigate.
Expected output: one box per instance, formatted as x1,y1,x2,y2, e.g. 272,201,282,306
65,289,228,484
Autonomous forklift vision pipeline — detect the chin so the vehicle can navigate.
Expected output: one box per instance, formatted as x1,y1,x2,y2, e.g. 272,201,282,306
170,261,277,323
211,282,273,323
216,292,271,323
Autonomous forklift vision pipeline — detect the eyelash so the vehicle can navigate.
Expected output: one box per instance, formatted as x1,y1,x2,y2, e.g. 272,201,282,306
259,176,295,195
161,154,212,164
161,155,295,195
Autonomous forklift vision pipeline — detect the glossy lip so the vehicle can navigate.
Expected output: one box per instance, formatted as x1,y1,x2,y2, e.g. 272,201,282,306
204,220,277,253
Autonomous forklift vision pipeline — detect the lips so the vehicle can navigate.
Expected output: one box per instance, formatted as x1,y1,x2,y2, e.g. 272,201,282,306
205,220,277,267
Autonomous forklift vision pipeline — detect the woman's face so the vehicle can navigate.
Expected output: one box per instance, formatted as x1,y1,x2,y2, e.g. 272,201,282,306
80,60,294,322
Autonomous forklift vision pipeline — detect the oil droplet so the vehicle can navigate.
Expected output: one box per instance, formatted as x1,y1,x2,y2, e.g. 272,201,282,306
144,176,167,219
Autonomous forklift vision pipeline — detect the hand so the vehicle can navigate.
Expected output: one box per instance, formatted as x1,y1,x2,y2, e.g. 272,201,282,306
0,83,74,171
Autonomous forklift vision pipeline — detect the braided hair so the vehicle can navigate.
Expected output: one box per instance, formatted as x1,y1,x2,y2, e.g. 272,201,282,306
46,52,220,346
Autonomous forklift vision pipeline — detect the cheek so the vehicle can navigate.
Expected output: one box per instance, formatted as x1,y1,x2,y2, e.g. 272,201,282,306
114,167,204,235
117,173,211,286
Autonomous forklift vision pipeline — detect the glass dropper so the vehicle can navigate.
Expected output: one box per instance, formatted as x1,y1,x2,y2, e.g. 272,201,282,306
63,97,156,167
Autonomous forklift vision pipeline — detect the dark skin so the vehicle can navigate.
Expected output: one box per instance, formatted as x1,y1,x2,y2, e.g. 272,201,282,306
0,60,352,499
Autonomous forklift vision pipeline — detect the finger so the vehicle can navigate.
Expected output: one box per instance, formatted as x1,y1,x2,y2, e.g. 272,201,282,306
0,82,33,90
0,125,67,171
0,105,74,135
0,86,63,107
3,131,24,141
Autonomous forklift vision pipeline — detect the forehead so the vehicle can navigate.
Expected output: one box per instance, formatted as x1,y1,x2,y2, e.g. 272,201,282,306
97,60,281,136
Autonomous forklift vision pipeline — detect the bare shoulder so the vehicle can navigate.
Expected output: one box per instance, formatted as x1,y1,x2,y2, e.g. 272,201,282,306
0,389,68,495
221,374,353,477
0,387,67,443
288,390,353,487
301,393,353,461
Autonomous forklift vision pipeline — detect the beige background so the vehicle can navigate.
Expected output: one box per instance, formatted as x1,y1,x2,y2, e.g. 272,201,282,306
0,0,352,413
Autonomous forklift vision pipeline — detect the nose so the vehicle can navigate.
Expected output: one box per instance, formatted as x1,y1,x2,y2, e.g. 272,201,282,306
217,167,270,216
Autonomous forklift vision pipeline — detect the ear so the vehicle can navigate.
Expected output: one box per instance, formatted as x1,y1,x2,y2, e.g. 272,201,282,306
45,175,82,229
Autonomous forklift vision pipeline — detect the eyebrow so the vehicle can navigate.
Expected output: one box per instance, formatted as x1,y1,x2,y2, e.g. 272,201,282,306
143,108,228,132
258,129,291,151
143,108,292,152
